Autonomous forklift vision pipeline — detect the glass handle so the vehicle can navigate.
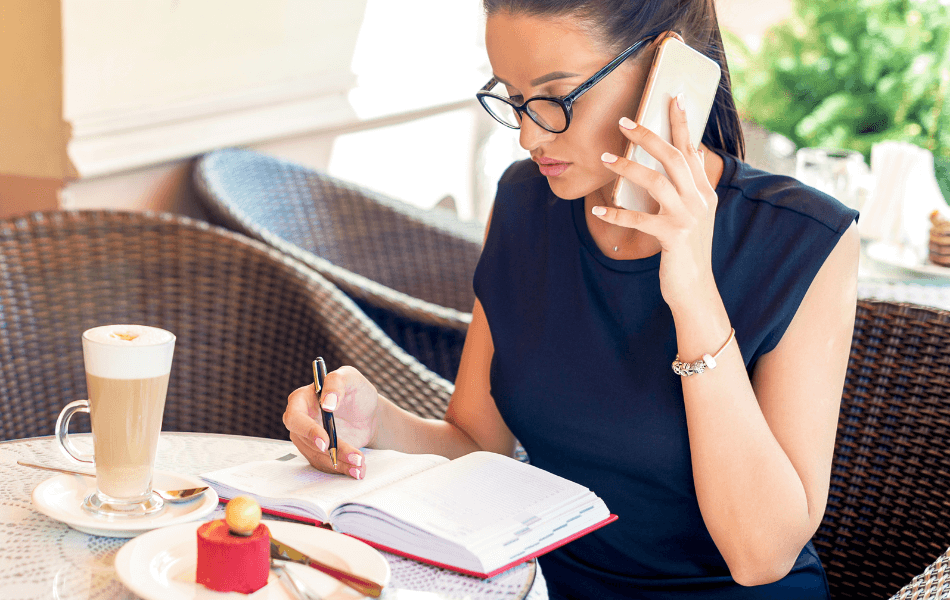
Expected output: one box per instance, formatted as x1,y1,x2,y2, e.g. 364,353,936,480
55,400,94,464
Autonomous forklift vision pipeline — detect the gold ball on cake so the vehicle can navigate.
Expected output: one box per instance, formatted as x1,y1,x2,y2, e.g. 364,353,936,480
225,496,262,536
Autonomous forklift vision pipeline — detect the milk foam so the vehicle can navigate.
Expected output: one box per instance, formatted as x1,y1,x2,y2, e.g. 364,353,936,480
82,325,175,379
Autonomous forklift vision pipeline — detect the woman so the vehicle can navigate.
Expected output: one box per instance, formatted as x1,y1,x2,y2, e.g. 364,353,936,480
284,1,859,598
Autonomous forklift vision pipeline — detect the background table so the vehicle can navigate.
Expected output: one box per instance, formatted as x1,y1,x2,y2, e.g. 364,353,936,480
0,433,546,600
858,241,950,312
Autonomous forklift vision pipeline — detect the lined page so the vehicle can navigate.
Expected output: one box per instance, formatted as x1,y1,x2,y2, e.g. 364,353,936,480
202,449,447,516
336,451,591,545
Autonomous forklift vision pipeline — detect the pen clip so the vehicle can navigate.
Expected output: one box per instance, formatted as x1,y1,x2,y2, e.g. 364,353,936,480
313,357,329,406
312,360,323,395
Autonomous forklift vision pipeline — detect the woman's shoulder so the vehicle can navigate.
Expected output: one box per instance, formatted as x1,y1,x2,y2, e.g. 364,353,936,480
714,155,859,364
718,156,858,236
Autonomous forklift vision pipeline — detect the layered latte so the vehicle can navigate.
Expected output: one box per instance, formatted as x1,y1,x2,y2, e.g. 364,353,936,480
82,325,175,504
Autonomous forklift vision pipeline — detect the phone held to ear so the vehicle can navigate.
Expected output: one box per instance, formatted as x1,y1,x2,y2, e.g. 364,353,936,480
611,34,721,213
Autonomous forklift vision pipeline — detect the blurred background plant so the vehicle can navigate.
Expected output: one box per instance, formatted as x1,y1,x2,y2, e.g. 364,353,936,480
725,0,950,204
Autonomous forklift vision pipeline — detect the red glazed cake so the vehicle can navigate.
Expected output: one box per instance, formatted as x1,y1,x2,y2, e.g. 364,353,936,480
196,519,270,593
196,497,270,594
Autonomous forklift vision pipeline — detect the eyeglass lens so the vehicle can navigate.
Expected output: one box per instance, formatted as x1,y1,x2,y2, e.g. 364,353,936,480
481,92,568,132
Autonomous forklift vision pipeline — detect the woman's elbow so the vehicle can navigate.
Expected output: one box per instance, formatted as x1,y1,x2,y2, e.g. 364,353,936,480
720,517,815,586
728,552,797,587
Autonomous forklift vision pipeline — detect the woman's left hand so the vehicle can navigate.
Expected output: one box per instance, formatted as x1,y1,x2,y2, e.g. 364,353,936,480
595,95,718,312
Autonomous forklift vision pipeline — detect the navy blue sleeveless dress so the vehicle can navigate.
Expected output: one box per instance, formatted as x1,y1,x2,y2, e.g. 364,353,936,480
473,153,858,599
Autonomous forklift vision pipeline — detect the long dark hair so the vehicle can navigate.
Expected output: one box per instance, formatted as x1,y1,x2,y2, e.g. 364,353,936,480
482,0,746,160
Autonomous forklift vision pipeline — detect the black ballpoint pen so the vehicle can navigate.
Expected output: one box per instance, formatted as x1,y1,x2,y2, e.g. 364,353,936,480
313,357,338,468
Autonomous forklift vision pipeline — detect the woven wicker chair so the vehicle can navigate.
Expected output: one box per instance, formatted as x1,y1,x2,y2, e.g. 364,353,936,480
812,299,950,599
0,210,452,442
193,148,484,382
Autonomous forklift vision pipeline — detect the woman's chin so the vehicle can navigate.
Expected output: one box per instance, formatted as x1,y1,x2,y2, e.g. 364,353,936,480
546,173,610,202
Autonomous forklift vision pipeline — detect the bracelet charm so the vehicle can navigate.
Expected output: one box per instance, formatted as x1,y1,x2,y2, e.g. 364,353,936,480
671,358,708,376
672,328,735,377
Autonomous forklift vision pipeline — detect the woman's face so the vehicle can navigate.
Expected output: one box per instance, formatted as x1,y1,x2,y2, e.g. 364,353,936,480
484,12,652,201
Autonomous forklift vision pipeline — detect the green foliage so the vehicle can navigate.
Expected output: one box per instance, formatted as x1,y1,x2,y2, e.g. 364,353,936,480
726,0,950,204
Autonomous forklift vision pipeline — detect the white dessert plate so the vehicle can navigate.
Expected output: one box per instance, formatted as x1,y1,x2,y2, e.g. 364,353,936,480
31,470,218,538
866,241,950,280
114,520,391,600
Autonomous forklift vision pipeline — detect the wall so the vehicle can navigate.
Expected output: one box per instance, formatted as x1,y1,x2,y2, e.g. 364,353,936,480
0,0,367,219
0,1,68,215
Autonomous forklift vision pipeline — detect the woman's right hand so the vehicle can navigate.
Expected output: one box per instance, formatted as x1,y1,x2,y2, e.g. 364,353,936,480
283,365,380,479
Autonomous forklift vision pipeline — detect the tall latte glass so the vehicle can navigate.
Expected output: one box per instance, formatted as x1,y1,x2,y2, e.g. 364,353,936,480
55,325,175,518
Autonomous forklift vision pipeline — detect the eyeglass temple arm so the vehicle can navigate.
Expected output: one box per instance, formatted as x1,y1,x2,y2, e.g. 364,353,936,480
479,77,499,92
567,32,673,103
476,30,667,102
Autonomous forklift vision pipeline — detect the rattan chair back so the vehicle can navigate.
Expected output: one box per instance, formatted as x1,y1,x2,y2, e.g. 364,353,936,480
193,149,484,381
813,299,950,599
0,211,451,441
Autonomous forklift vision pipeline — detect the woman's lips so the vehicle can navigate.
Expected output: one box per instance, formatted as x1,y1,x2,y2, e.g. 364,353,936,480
536,159,570,177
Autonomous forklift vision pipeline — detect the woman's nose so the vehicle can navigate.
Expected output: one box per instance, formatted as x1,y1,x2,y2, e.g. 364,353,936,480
518,116,557,152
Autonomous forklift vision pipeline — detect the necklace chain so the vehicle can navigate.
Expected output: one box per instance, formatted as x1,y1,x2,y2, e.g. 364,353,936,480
591,200,624,253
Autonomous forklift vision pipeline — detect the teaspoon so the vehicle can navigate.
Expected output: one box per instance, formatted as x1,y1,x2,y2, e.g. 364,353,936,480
16,460,209,503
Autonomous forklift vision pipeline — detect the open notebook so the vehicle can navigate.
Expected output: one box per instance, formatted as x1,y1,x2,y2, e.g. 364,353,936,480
200,449,616,578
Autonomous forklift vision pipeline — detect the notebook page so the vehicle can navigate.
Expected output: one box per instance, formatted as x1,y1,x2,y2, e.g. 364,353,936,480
337,451,591,546
202,449,447,516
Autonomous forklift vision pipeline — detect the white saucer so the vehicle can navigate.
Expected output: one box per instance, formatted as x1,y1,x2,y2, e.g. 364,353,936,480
31,470,218,538
866,241,950,280
115,520,391,600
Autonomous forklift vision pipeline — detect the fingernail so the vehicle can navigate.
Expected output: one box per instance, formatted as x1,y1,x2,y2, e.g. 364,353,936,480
315,438,327,452
349,467,362,480
322,393,337,411
619,117,637,130
592,206,607,216
349,453,362,467
676,93,686,111
601,152,618,163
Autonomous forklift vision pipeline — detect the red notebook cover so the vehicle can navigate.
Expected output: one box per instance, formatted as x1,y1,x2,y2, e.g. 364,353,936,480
351,513,619,578
218,497,618,578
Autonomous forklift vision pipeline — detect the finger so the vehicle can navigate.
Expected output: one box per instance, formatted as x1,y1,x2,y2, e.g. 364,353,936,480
601,151,683,213
618,116,694,195
319,368,354,413
283,385,326,451
668,93,696,156
289,431,333,472
668,94,712,197
591,203,665,237
335,440,367,479
290,431,368,479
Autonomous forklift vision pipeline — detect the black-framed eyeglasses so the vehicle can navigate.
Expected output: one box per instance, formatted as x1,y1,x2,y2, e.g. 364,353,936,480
476,33,659,134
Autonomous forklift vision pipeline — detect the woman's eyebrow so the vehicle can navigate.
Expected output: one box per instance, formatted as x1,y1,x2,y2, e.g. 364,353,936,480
493,71,582,88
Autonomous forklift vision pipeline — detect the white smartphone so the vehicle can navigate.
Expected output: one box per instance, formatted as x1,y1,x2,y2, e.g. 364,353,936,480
611,34,722,212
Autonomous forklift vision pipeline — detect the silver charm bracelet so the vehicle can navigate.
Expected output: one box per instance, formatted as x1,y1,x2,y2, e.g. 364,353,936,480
672,328,736,376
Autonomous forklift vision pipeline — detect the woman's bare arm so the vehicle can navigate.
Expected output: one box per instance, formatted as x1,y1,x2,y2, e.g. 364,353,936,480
371,296,517,458
675,222,859,585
